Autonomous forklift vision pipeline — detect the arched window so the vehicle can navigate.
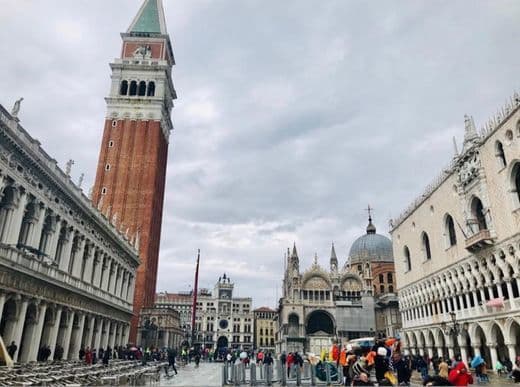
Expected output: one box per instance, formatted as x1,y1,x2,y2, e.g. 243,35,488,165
147,81,155,96
512,162,520,206
404,246,411,272
129,81,137,96
387,272,393,283
119,80,128,95
445,214,457,247
389,285,394,293
138,81,147,96
422,232,432,260
379,274,384,283
380,284,385,293
495,140,507,168
471,197,487,231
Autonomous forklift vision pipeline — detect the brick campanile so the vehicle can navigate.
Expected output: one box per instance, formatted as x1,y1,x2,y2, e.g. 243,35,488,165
92,0,176,342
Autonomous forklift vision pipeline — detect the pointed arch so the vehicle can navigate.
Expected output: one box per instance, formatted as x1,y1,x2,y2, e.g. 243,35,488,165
495,140,507,168
421,232,432,260
444,213,457,247
404,246,411,271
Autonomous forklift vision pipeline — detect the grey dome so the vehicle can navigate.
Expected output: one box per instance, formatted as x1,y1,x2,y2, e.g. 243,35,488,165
348,219,394,263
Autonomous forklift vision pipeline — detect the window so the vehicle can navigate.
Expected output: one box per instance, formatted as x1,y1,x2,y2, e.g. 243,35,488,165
138,81,147,96
147,81,155,96
495,140,507,168
445,214,457,246
404,246,411,271
388,285,394,293
129,81,137,96
108,140,114,148
471,197,487,230
380,285,385,293
387,272,393,283
511,163,520,207
105,164,111,171
379,274,384,283
101,187,107,195
111,120,117,127
119,80,128,95
422,232,432,260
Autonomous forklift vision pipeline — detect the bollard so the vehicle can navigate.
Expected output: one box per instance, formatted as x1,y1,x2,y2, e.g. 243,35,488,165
230,363,236,385
222,363,228,386
325,362,331,386
241,362,246,384
296,366,302,386
250,363,256,386
303,362,310,379
280,362,287,386
234,364,240,386
310,364,317,386
266,364,273,386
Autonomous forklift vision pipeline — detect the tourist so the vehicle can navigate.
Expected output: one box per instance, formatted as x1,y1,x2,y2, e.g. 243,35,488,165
374,347,389,383
92,348,97,364
6,341,17,359
79,347,85,360
286,352,294,377
167,348,178,375
448,362,473,386
85,347,93,365
194,351,200,367
512,356,520,383
54,344,64,361
393,351,411,386
264,352,273,366
438,361,449,379
103,346,111,366
257,350,264,365
42,345,51,361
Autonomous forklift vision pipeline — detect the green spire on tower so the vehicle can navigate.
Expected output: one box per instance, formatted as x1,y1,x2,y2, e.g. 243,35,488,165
127,0,167,35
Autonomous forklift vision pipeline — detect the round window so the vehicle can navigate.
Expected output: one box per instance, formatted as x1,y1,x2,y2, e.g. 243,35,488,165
219,319,228,329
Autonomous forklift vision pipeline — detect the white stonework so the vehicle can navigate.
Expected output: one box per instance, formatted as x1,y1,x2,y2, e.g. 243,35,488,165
0,105,139,362
390,93,520,366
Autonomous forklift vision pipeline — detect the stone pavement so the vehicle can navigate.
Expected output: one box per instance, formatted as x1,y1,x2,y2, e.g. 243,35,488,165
160,362,222,386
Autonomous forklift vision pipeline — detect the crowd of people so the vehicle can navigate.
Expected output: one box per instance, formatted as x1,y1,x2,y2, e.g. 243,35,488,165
6,336,520,385
299,338,520,386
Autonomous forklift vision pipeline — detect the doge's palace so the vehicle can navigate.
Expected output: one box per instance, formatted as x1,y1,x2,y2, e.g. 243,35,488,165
0,105,139,362
391,93,520,368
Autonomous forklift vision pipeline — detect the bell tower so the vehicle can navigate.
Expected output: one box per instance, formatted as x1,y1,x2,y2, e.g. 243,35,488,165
92,0,176,341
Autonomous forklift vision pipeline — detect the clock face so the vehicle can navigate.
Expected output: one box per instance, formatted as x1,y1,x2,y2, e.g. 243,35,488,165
219,319,229,329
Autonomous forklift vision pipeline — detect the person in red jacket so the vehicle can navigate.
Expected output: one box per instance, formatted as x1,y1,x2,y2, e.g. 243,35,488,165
287,352,294,377
448,362,473,386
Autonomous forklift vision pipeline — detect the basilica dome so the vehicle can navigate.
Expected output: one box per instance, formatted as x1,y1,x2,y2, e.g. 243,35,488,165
348,218,394,263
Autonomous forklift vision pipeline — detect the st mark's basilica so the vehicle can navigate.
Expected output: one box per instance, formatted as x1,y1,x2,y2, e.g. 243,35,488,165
276,215,401,354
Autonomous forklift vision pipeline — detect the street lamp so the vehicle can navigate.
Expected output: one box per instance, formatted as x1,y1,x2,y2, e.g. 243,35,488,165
441,312,466,336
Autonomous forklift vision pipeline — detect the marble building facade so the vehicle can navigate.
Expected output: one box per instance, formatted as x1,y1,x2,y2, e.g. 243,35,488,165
390,93,520,367
0,105,140,362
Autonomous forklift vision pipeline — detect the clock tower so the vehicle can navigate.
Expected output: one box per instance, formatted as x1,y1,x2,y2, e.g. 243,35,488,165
92,0,176,341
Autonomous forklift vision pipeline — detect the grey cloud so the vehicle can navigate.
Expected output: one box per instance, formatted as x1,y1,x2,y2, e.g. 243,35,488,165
1,0,519,309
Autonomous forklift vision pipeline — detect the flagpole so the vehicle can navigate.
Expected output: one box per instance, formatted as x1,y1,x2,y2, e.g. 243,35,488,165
191,249,200,346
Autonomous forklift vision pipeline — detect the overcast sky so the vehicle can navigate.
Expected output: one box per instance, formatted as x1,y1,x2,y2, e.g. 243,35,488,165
1,0,519,308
